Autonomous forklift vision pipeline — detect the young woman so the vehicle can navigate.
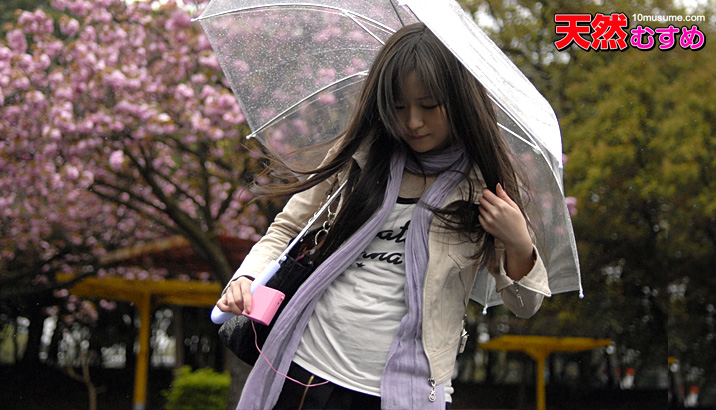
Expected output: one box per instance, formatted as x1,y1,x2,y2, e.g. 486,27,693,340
217,22,551,410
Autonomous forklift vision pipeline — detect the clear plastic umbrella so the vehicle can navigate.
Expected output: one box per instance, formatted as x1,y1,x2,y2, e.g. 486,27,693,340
196,0,417,167
196,0,582,309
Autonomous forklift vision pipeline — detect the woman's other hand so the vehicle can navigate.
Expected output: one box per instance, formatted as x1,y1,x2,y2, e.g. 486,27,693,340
479,183,535,280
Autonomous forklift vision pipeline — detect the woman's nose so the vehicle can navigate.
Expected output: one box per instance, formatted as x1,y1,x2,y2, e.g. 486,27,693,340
406,108,423,130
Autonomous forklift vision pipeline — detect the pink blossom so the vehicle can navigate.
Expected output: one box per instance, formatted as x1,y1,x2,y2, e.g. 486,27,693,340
174,83,194,99
217,93,238,110
190,73,207,84
54,289,70,298
132,129,147,139
350,57,367,70
348,30,369,42
91,8,113,24
48,71,64,85
165,10,191,31
77,118,93,133
37,10,55,34
18,54,34,70
67,0,91,16
51,0,69,12
314,27,341,43
18,12,39,33
61,18,80,36
209,127,224,140
104,69,127,89
44,306,60,316
65,165,80,180
222,110,245,125
43,40,64,58
99,299,117,311
13,77,30,90
55,86,74,100
191,113,210,132
7,29,28,53
198,54,220,70
48,128,62,140
0,46,11,63
317,68,337,83
37,54,51,70
318,93,336,105
566,196,578,217
232,59,250,73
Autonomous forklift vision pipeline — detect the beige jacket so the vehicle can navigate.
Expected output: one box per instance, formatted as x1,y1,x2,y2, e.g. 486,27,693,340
231,149,551,385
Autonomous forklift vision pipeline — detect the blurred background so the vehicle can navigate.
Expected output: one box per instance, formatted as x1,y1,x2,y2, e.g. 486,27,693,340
1,0,714,409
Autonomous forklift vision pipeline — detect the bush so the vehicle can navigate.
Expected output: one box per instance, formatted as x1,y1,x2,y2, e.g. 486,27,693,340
163,366,231,410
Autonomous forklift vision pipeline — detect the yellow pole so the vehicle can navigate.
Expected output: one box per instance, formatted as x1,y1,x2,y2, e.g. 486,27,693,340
526,348,549,410
535,354,546,410
133,292,151,410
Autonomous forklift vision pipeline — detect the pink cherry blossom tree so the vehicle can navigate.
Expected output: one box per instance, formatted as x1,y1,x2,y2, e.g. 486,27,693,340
1,0,270,285
0,0,275,373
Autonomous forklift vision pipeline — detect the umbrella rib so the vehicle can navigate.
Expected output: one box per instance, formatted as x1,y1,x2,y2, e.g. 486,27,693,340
496,122,538,151
343,11,389,45
388,0,406,26
497,120,562,179
491,96,562,168
490,95,542,153
195,3,398,35
247,72,368,139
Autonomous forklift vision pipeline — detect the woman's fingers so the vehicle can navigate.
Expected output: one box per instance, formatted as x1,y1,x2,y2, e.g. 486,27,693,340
481,184,517,211
479,184,531,250
496,183,518,209
217,277,254,315
479,186,512,226
216,293,231,311
240,279,253,313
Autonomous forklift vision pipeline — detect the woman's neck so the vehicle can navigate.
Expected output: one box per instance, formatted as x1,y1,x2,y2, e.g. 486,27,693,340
399,170,437,199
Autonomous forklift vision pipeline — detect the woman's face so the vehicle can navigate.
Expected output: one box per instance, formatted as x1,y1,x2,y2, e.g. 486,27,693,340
395,71,452,153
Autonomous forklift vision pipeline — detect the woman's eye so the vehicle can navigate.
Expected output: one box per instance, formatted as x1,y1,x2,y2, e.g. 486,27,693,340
423,104,439,110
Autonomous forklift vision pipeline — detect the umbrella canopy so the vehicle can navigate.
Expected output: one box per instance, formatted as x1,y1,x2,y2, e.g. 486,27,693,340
196,0,581,307
197,0,416,167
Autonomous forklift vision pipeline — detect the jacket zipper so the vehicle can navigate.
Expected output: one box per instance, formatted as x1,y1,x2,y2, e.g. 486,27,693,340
428,377,437,402
513,281,524,307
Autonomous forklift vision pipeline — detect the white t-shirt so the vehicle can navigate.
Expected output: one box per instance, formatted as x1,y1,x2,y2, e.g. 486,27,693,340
294,198,454,401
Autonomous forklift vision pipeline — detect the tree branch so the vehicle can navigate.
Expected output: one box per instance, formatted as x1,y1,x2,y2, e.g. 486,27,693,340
89,184,176,234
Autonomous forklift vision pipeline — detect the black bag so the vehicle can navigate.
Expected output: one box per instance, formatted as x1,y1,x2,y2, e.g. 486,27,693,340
218,235,316,366
218,180,344,365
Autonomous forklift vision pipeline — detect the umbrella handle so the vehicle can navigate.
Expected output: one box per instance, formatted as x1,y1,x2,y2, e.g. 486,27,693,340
210,259,283,324
210,306,234,324
210,181,346,324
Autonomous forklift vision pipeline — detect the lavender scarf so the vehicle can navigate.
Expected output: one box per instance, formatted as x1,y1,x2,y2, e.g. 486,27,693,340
237,144,468,410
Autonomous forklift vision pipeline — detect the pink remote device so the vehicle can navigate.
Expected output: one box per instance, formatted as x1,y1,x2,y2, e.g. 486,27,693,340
243,285,285,326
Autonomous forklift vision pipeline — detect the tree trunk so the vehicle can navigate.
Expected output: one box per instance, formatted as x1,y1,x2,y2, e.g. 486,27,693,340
17,302,46,379
172,306,185,368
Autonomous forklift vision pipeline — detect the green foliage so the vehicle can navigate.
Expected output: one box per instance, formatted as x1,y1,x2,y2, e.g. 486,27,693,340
0,1,50,33
458,0,716,393
163,366,231,410
558,29,716,388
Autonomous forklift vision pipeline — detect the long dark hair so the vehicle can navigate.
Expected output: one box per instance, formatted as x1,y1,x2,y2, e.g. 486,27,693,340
257,23,525,269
